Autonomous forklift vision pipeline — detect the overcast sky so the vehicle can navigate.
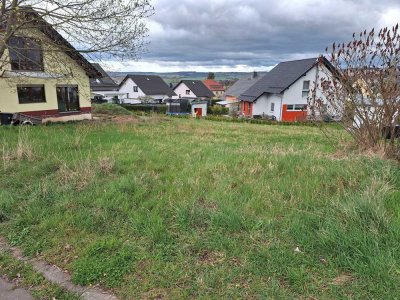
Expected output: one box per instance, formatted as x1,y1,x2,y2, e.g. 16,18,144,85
107,0,400,72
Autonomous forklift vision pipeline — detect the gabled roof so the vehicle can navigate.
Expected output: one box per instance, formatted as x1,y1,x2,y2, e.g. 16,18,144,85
225,74,263,98
175,80,214,98
203,79,225,91
16,8,101,78
90,63,118,91
119,75,176,97
238,57,332,102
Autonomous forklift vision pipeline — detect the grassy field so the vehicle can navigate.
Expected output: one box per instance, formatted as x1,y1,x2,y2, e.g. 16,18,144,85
0,116,399,299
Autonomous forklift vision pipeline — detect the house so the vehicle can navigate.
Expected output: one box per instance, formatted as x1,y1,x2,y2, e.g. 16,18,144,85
223,71,262,113
173,80,214,100
238,57,333,121
0,8,101,123
118,75,176,104
90,63,124,103
203,79,225,99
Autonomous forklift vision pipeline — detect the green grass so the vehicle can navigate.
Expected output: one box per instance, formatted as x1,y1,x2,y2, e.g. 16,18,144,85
0,118,399,299
92,103,132,115
0,252,79,299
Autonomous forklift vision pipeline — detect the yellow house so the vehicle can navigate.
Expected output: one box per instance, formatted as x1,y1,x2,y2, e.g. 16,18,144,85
0,9,100,123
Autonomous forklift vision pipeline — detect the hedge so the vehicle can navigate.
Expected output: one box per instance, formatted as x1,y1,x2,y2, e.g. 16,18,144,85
121,104,167,114
203,115,318,126
207,105,229,115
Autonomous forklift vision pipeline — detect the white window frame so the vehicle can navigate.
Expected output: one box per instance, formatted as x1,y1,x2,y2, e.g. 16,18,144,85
270,102,275,112
186,89,191,95
302,80,310,98
133,86,138,92
287,104,307,111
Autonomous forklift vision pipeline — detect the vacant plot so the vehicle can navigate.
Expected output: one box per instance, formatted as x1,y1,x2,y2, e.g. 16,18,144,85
0,117,399,299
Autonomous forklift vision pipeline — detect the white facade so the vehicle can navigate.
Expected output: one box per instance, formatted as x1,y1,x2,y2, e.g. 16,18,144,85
191,102,207,117
252,94,283,120
250,64,330,121
118,78,170,103
173,82,197,99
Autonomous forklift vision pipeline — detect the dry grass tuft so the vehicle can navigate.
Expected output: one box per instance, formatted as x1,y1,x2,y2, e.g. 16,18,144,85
56,154,115,190
98,156,115,175
1,128,35,170
330,274,354,286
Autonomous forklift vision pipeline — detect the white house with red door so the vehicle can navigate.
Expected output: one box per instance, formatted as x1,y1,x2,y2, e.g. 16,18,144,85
238,57,334,121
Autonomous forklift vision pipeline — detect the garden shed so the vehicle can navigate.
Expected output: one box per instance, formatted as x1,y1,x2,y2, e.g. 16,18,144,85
191,101,208,118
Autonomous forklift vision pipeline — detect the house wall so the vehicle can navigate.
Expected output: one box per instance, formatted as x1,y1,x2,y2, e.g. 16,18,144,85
252,94,282,120
191,103,207,117
281,65,329,121
173,82,197,99
213,90,224,98
225,95,237,103
0,29,91,120
118,78,146,99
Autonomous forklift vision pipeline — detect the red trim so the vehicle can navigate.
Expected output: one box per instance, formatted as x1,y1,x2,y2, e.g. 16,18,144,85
20,107,91,118
281,104,307,122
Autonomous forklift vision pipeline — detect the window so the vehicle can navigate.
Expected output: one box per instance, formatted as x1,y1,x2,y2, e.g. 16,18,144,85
56,86,80,112
8,37,44,71
270,102,275,112
287,104,307,111
17,86,46,104
302,80,310,98
133,86,138,92
186,90,191,95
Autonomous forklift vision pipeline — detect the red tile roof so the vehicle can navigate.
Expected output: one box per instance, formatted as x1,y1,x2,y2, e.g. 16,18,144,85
203,79,225,91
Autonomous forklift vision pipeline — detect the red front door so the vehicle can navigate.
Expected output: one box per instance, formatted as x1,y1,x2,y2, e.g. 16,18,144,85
195,108,202,118
241,102,252,117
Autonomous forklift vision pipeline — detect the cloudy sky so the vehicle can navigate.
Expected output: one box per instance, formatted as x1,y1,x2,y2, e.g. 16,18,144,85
108,0,400,72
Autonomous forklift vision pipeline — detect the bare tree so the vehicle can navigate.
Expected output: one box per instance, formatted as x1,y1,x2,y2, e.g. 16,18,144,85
0,0,154,73
313,25,400,160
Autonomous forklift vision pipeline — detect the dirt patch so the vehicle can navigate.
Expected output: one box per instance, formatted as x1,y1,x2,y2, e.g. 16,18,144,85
330,274,354,286
198,250,225,266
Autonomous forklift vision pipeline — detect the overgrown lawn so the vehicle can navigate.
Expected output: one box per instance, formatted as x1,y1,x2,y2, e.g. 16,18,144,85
0,118,399,299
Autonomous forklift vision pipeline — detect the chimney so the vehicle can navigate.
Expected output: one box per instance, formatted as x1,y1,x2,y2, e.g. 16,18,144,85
252,71,258,79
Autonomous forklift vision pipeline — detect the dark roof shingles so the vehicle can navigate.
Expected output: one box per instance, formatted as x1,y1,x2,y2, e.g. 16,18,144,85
90,63,119,91
121,75,176,97
176,80,214,98
225,75,263,98
238,58,318,102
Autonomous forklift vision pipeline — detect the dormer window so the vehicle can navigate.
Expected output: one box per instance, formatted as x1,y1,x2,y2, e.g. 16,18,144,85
8,36,44,71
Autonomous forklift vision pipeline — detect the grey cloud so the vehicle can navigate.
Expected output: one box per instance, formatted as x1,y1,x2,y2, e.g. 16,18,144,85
133,0,400,71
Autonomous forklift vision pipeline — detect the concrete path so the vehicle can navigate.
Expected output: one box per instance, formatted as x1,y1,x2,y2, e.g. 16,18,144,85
0,278,34,300
0,237,118,300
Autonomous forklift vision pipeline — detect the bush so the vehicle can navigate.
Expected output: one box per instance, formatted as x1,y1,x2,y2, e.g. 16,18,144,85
121,104,167,114
207,105,229,115
204,115,317,126
92,104,131,116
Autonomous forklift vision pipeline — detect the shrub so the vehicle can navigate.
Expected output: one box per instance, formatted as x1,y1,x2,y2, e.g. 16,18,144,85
203,115,317,126
92,104,131,116
207,105,229,115
121,104,167,114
